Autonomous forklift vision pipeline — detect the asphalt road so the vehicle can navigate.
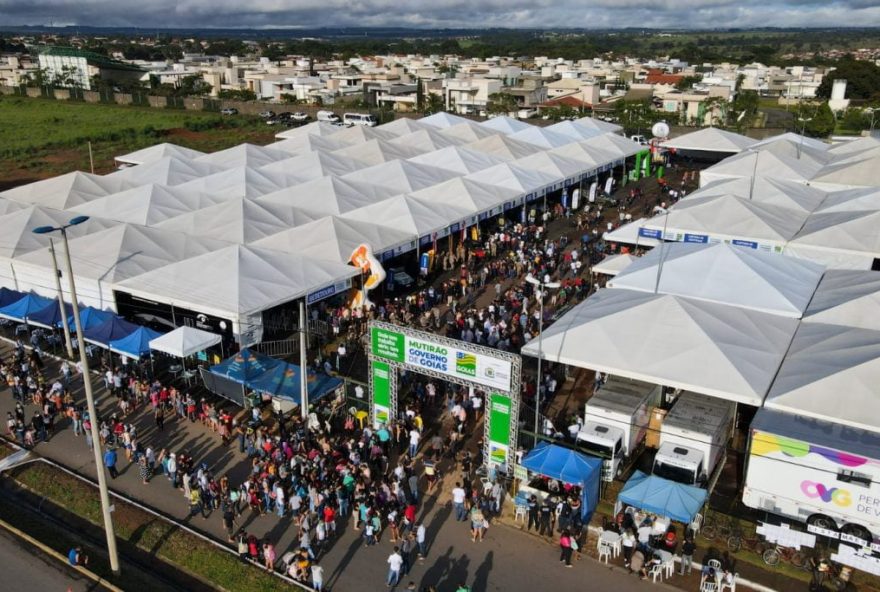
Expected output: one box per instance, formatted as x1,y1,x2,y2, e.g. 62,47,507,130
0,527,96,592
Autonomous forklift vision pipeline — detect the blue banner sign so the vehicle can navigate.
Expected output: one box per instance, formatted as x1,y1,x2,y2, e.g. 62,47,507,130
684,233,709,244
638,227,663,239
731,239,758,249
307,280,351,305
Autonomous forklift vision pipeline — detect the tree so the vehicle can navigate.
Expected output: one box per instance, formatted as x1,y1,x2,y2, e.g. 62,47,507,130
817,59,880,101
675,75,702,91
798,104,835,138
416,77,425,112
424,93,444,115
218,89,257,101
487,92,518,115
840,107,877,132
729,90,759,130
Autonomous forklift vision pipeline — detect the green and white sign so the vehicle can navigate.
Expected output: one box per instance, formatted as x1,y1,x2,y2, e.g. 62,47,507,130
372,360,391,426
370,326,512,392
488,392,512,467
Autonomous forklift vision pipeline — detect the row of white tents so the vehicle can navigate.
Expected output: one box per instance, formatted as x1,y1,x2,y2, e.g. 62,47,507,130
0,112,637,342
527,129,880,434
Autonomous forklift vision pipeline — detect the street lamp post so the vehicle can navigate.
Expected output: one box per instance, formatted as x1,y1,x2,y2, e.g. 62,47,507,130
33,216,121,575
525,273,560,440
47,238,75,358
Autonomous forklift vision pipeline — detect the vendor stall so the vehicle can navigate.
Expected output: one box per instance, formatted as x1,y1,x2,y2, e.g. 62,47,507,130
520,442,602,521
617,470,707,526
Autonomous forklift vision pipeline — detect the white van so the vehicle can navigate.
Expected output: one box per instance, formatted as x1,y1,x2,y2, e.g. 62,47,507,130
343,112,377,127
316,110,340,123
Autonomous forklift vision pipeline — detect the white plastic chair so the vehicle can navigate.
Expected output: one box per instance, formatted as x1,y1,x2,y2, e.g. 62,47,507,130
663,556,676,578
514,505,527,523
700,582,718,592
690,512,703,535
719,572,737,592
598,542,612,564
649,562,664,583
708,559,722,571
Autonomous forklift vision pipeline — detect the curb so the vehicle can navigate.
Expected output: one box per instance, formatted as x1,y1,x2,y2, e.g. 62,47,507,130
0,515,124,592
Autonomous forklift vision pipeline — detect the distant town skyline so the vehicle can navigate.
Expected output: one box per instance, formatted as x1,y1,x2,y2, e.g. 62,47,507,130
1,0,880,31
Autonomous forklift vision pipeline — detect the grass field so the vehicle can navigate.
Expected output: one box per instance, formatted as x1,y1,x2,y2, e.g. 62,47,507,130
0,96,276,190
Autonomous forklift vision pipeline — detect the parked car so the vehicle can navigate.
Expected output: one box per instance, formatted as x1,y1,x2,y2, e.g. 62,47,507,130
291,112,309,122
317,110,340,123
259,110,276,118
630,134,649,145
265,118,281,126
220,107,239,115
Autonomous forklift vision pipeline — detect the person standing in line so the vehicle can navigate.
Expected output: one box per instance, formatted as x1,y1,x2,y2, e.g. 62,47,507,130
400,532,414,576
311,562,325,592
680,535,696,575
103,447,118,479
622,528,636,568
386,546,403,588
451,482,467,521
527,495,539,531
415,522,427,559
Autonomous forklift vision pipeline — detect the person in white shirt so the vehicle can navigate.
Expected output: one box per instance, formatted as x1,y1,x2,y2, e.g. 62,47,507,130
408,429,420,458
311,563,325,591
386,548,404,587
354,384,364,399
451,483,467,521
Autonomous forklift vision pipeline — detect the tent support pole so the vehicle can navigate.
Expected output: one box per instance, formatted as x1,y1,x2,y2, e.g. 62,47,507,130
299,300,308,420
48,238,75,358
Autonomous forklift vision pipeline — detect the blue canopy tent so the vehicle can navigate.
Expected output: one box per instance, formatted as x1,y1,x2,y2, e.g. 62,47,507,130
28,299,74,330
618,471,708,524
109,326,165,358
72,307,114,332
82,316,140,348
520,442,603,521
0,293,54,322
209,348,281,385
248,362,343,405
0,287,24,308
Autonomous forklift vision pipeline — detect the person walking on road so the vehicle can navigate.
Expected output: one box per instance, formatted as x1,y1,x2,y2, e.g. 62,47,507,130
451,482,467,521
387,546,403,587
559,529,574,567
415,522,427,559
103,447,118,479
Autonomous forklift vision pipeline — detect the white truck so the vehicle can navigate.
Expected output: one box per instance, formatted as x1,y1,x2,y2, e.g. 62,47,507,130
652,391,735,487
576,377,661,478
743,408,880,547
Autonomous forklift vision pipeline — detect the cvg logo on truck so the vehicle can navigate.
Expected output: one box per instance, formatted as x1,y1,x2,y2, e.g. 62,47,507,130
801,480,852,507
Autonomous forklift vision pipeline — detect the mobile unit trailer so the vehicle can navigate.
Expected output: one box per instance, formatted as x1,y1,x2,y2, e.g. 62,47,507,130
576,377,661,477
652,391,735,487
744,408,880,546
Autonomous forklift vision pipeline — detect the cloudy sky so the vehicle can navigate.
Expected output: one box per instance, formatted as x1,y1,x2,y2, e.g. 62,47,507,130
1,0,879,29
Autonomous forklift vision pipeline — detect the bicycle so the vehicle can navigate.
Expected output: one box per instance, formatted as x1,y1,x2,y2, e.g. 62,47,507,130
701,512,735,541
726,525,767,555
762,543,808,569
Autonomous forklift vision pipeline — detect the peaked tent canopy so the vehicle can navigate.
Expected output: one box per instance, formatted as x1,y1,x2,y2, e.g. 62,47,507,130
257,176,397,216
408,146,507,175
690,176,829,214
272,121,346,140
618,471,708,524
260,150,368,181
803,269,880,331
546,120,607,142
209,348,281,384
328,124,399,146
108,156,220,187
69,184,216,226
82,316,140,347
0,287,24,308
591,253,637,277
0,293,54,321
332,139,427,166
194,143,289,169
109,326,165,357
389,128,466,153
572,116,623,134
700,149,821,186
115,143,205,166
464,134,544,161
377,117,431,137
342,195,472,238
508,126,577,149
149,325,222,357
661,128,757,154
266,133,350,156
479,116,533,135
72,307,114,331
342,159,462,194
0,171,131,210
811,155,880,189
520,442,602,520
248,362,343,403
27,298,74,330
419,112,473,129
0,206,118,260
465,163,559,196
439,122,504,143
602,218,660,248
608,242,825,317
520,288,800,406
408,177,521,217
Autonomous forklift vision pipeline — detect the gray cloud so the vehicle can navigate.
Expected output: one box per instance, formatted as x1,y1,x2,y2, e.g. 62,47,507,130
1,0,879,29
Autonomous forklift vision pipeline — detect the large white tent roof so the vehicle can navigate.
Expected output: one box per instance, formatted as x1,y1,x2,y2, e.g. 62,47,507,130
549,141,620,169
465,162,559,196
521,288,799,406
545,120,607,142
171,166,296,200
329,124,399,146
464,134,544,161
607,242,824,317
69,183,218,226
256,176,397,216
661,128,757,153
812,187,880,214
149,325,222,357
342,159,461,194
266,133,350,156
408,145,507,174
195,143,289,169
408,177,521,215
376,117,430,137
115,143,205,166
0,206,117,260
251,215,413,263
581,133,643,159
753,133,828,152
260,150,368,181
828,136,880,156
415,111,473,129
115,244,359,320
0,171,131,210
389,128,466,152
342,195,471,238
789,209,880,256
591,253,637,276
272,121,346,140
332,139,427,165
513,151,594,181
803,269,880,331
479,116,533,135
754,138,832,166
690,176,829,214
811,155,880,189
572,116,623,134
764,323,880,432
508,126,577,149
108,156,221,187
439,122,504,143
0,197,28,216
602,217,660,247
700,149,821,186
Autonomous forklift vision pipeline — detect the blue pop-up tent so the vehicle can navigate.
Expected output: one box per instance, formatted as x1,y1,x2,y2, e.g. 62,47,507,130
209,348,281,385
249,362,343,404
83,316,140,347
0,293,53,321
0,287,24,308
618,470,708,524
28,299,74,329
72,307,114,332
109,326,165,358
521,442,603,521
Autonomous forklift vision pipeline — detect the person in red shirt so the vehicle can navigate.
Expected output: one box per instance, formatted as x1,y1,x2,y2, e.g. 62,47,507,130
323,505,337,536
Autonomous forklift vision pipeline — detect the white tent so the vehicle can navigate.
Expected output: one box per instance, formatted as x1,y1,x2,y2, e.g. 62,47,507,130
581,133,643,159
689,176,828,214
811,156,880,189
69,183,218,226
342,160,461,194
256,176,397,216
260,150,368,181
266,133,350,156
549,141,619,170
252,215,413,263
643,194,809,244
439,122,504,143
781,244,876,271
764,323,880,432
830,144,880,165
789,210,880,257
195,143,289,169
803,269,880,331
464,134,544,161
12,223,227,309
465,163,560,197
700,149,821,186
389,128,466,152
602,218,660,248
156,197,319,243
607,242,825,317
521,288,799,406
0,206,117,260
591,253,637,276
342,195,472,238
408,146,507,174
508,127,577,149
828,136,880,157
408,177,521,216
0,171,131,210
272,121,346,140
812,187,880,214
108,156,220,187
0,198,29,216
332,139,427,166
572,116,623,134
661,128,757,154
479,116,533,135
754,138,832,166
419,112,473,129
377,118,430,137
546,120,607,142
115,143,205,166
170,166,296,201
115,244,360,325
513,151,593,182
149,325,222,357
329,124,399,146
753,133,828,152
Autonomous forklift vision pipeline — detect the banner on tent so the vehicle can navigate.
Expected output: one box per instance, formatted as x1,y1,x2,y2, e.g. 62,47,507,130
372,360,391,425
370,326,512,392
488,392,513,467
307,279,352,305
684,233,709,244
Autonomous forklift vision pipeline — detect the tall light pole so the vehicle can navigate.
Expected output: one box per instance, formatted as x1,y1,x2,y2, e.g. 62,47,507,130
33,216,121,575
525,273,560,440
47,238,75,358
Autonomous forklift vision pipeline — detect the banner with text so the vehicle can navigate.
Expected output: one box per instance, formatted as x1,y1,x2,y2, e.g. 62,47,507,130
372,360,391,427
371,326,512,392
488,392,512,467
